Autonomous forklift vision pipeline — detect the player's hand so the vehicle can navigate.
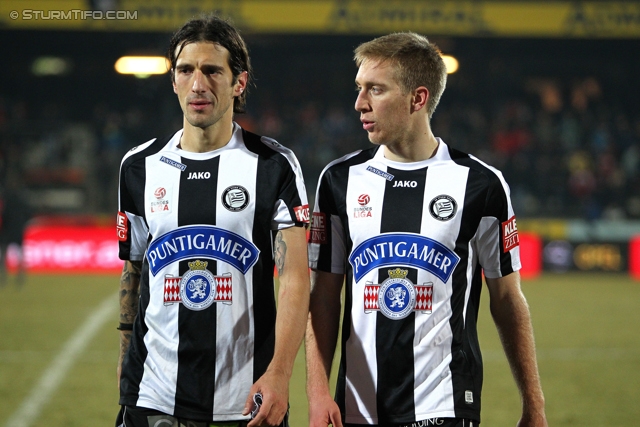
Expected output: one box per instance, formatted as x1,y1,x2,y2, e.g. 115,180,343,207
308,392,342,427
243,368,289,427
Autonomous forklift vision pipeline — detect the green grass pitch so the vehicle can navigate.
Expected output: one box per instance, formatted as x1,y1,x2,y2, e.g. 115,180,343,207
1,272,639,426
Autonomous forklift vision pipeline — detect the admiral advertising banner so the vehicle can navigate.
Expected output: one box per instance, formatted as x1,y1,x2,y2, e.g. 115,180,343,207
2,0,640,38
543,240,629,273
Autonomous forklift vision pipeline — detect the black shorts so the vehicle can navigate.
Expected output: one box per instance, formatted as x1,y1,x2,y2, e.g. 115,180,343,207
116,405,290,427
345,418,477,427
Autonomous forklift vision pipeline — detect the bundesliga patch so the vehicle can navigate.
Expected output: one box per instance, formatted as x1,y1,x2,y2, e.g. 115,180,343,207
502,216,519,252
353,194,373,218
164,260,232,310
150,186,171,214
363,268,433,320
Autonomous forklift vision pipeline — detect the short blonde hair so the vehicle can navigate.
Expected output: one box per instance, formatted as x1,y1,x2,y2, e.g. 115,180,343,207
354,32,447,118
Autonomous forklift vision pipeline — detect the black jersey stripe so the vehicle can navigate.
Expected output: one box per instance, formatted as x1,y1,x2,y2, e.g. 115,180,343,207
174,156,220,418
449,148,514,273
375,167,427,423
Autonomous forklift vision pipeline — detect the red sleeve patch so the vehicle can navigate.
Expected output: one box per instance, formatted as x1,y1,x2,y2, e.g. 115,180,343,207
502,216,519,253
294,204,310,223
309,212,328,244
117,211,128,242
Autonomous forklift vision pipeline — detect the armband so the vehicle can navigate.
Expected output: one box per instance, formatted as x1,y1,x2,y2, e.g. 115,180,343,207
117,323,134,331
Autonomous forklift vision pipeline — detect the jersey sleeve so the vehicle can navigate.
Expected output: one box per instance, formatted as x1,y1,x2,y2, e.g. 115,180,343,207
117,155,148,262
268,140,309,230
308,167,347,274
475,170,521,278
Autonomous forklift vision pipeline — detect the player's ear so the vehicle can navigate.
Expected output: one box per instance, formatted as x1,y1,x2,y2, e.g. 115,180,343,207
172,71,178,94
411,86,429,112
233,71,248,96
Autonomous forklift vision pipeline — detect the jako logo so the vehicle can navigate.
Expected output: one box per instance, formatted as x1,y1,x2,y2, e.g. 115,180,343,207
358,194,370,206
187,172,211,180
392,181,417,188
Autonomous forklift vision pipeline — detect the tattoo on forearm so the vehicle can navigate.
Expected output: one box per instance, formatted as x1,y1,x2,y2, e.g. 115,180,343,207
274,231,287,276
119,261,141,324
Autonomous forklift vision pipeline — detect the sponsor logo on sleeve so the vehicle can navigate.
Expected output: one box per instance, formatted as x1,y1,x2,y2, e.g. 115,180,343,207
502,216,519,252
294,204,310,223
309,212,328,244
116,211,128,241
349,233,460,283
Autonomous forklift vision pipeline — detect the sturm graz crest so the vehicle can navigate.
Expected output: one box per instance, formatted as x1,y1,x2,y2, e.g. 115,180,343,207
378,268,416,320
222,185,249,212
180,260,216,311
429,195,457,221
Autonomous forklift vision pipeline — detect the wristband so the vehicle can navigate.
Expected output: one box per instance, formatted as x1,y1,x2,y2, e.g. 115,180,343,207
117,323,134,331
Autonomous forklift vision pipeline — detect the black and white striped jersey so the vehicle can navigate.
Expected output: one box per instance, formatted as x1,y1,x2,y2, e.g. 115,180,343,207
116,123,309,421
308,139,520,425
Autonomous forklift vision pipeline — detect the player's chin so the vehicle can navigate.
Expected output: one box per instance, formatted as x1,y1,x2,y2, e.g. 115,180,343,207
367,134,385,146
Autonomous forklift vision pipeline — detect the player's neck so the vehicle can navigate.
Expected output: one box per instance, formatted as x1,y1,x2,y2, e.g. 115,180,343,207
179,119,234,153
383,131,439,163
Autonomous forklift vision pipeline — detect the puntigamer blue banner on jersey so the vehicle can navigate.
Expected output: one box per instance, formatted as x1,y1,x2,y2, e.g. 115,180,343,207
146,225,260,276
349,233,460,283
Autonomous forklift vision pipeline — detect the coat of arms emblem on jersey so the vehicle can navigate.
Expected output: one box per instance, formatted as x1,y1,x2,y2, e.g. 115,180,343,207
364,268,433,320
163,260,232,310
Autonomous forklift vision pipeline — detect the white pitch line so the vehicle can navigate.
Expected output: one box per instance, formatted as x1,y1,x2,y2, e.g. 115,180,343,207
4,293,117,427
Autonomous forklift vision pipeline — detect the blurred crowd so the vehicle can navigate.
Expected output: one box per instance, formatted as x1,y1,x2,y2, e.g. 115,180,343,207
0,48,638,221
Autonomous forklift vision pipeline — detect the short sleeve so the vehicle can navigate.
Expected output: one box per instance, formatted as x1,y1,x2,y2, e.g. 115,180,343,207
308,168,347,274
475,171,521,278
117,157,148,262
268,141,309,230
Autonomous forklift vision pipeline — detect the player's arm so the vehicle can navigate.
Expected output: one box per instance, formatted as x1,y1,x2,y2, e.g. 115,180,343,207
245,225,310,427
305,269,344,427
485,272,548,427
117,260,141,388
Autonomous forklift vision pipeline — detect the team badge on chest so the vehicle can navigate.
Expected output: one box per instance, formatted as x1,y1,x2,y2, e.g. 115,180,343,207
429,195,457,221
163,260,232,310
222,185,250,212
364,268,433,320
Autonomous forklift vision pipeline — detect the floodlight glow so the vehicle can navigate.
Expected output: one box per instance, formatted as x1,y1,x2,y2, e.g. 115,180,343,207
32,57,70,76
115,56,169,77
441,55,459,74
